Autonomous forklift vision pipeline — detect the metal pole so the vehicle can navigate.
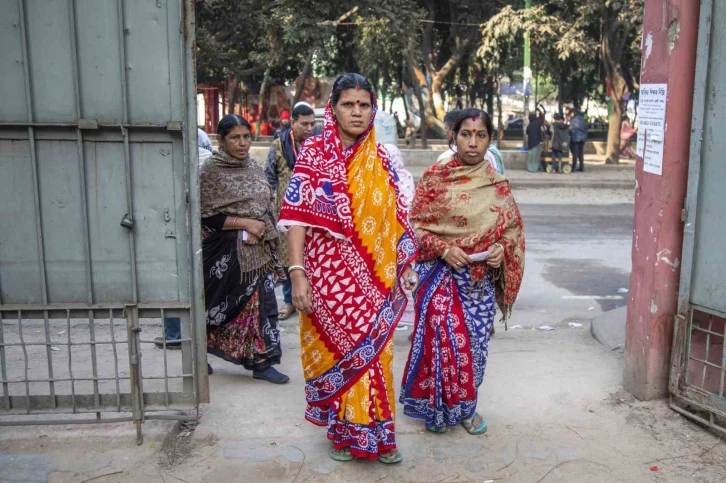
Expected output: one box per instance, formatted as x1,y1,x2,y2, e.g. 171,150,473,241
183,0,208,405
522,0,532,149
125,304,143,446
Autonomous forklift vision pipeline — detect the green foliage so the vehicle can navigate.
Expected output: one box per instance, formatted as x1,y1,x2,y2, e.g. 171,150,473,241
478,0,643,107
195,1,422,82
353,0,423,92
194,0,644,136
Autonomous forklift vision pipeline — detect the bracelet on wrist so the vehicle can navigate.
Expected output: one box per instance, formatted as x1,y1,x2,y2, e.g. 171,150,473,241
288,265,306,276
441,247,451,259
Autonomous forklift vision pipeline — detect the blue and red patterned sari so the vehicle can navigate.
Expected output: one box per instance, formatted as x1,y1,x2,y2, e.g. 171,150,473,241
400,154,525,430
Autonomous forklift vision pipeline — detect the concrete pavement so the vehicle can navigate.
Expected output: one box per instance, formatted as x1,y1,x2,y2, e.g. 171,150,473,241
591,306,628,351
1,190,724,483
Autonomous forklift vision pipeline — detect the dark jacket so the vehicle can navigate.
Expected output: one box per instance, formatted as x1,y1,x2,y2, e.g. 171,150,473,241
264,127,297,191
552,121,570,151
526,119,543,150
569,113,588,143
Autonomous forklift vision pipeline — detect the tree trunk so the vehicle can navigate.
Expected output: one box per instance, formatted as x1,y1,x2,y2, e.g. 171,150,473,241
486,75,494,116
601,5,634,165
428,51,462,120
226,74,240,114
226,65,267,114
557,72,565,117
605,75,628,164
254,68,271,141
293,50,315,105
420,85,446,138
407,56,427,149
496,77,504,142
402,88,410,121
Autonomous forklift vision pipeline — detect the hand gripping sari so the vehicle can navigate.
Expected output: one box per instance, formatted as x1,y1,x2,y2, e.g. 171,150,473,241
400,154,525,430
278,99,418,459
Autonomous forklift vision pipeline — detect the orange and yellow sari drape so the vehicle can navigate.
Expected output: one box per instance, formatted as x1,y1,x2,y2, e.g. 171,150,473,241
278,101,417,459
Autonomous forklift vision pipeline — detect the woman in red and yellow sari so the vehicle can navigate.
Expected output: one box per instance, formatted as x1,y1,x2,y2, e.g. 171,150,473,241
401,108,525,435
278,73,418,464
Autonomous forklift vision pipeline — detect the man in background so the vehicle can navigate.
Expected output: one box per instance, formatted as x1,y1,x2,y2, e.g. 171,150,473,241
265,103,316,319
526,113,544,172
568,107,588,172
273,110,292,139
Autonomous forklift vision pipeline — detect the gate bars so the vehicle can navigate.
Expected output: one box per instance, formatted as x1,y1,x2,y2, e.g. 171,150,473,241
0,0,207,444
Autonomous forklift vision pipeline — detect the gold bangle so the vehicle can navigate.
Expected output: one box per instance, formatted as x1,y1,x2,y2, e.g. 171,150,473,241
441,247,451,259
232,216,239,229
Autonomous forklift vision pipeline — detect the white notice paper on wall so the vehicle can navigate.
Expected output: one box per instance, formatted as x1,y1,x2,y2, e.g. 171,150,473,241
637,83,668,175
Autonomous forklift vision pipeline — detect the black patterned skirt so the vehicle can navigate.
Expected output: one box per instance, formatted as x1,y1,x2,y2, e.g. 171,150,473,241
203,230,282,371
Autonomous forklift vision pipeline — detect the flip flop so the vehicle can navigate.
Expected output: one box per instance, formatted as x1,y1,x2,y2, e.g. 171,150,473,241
461,413,488,435
378,450,403,464
329,448,353,462
426,424,448,433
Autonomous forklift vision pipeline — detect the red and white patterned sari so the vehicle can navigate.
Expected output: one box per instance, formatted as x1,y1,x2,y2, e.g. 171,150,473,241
278,99,418,459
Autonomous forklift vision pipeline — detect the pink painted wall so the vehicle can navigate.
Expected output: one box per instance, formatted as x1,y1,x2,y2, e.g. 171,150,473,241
624,1,701,400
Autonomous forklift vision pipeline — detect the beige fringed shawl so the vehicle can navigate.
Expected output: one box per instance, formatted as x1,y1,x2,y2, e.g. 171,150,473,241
199,150,278,280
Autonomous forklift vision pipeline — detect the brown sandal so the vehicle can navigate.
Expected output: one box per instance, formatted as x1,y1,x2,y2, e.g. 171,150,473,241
278,303,295,320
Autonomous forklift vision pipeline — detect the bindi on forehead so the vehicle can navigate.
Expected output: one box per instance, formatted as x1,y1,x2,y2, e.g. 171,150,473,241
462,115,486,132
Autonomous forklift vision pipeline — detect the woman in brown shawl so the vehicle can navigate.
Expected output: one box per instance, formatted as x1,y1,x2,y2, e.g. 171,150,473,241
400,108,525,434
199,114,289,383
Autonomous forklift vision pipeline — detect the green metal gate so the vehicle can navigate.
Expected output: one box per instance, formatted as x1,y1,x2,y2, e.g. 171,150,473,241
0,0,207,444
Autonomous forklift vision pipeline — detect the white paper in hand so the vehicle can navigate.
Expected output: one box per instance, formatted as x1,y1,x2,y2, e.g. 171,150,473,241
469,251,490,262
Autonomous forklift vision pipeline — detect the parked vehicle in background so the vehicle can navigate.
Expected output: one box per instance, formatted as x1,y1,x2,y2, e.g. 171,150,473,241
506,117,524,130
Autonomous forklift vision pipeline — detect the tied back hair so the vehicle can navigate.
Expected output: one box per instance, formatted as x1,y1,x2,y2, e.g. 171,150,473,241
331,73,375,106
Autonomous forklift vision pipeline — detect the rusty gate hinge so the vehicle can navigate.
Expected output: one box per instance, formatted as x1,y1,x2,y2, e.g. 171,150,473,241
681,208,688,222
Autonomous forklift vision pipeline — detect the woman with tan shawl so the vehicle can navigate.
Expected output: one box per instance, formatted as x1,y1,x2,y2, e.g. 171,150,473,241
199,114,289,383
400,108,525,435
